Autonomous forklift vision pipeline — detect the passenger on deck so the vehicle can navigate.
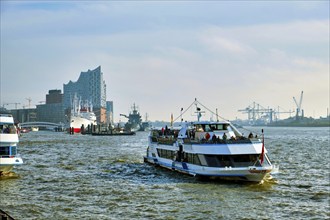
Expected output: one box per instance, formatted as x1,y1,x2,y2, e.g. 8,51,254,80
205,132,211,141
211,134,217,143
165,125,169,136
248,132,253,139
3,126,10,133
222,133,227,141
189,130,195,140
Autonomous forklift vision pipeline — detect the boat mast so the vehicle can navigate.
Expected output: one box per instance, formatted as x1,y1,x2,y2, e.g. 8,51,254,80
194,100,205,122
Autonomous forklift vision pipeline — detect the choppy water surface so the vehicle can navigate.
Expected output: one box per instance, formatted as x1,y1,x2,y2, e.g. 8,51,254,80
1,127,329,219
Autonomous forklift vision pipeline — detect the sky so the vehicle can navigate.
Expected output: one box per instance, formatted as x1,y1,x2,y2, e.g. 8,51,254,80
1,1,329,122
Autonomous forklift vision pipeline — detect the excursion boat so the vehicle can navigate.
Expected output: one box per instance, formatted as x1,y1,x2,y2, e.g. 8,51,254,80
0,114,23,175
68,94,97,133
144,99,279,182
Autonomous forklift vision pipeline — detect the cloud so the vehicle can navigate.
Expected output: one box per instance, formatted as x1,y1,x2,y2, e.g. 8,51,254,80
1,2,329,120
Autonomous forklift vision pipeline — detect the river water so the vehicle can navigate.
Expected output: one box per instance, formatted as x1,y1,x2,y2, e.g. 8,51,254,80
1,127,329,219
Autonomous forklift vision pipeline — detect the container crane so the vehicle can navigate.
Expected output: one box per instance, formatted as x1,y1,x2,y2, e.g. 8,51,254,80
238,102,294,125
2,103,21,109
26,97,32,108
293,91,304,118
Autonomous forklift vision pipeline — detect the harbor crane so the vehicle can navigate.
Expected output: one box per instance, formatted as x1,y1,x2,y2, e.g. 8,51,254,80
293,91,304,118
26,97,32,108
2,103,21,109
238,102,294,125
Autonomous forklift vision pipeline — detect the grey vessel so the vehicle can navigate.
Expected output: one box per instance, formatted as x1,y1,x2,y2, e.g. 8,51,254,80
120,103,149,131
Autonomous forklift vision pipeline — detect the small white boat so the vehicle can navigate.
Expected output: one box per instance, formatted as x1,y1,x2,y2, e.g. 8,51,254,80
144,99,279,182
31,126,39,132
0,114,23,175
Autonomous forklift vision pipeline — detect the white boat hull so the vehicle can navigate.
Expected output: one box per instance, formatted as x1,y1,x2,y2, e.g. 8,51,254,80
144,156,273,182
69,115,96,133
0,157,24,174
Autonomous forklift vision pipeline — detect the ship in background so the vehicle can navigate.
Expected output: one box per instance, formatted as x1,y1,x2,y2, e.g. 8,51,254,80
120,103,149,132
68,94,97,133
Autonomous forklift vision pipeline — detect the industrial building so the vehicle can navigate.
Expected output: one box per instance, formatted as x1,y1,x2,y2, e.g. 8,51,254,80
36,89,66,124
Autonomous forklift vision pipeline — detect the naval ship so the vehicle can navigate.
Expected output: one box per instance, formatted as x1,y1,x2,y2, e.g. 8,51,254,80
120,103,149,132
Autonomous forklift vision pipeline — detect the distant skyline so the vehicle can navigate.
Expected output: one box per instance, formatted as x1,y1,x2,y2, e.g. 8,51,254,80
1,1,329,122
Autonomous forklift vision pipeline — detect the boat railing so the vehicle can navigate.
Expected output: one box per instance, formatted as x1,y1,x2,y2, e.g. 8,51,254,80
183,137,255,145
151,134,258,145
155,136,176,145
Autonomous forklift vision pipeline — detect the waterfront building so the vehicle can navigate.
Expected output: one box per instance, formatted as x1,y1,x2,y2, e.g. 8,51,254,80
36,90,65,124
106,101,114,126
10,108,37,123
46,89,63,104
63,66,107,123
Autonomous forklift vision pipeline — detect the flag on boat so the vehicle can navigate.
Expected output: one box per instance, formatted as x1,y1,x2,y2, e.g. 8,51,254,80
260,131,265,164
170,113,174,127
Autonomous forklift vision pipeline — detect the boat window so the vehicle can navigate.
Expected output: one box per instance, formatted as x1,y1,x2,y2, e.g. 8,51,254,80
206,124,229,131
231,155,261,167
205,125,212,132
218,155,232,167
195,124,204,132
204,155,222,167
203,154,261,167
157,149,175,160
0,123,17,134
0,147,10,156
183,153,201,165
10,146,17,155
215,124,225,130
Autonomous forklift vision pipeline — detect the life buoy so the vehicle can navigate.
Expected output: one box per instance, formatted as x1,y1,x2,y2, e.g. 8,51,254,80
205,132,210,140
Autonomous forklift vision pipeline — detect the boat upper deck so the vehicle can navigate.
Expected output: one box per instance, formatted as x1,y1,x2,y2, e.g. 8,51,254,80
150,121,260,145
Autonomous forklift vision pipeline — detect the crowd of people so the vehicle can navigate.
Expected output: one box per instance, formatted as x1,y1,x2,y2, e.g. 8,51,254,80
0,124,17,134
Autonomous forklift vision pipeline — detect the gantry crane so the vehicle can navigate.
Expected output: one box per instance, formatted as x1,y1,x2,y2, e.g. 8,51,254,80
26,97,32,108
238,102,294,125
293,91,304,118
2,103,21,109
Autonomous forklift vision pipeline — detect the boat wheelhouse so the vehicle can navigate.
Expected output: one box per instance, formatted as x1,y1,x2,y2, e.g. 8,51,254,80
144,99,278,182
0,114,23,175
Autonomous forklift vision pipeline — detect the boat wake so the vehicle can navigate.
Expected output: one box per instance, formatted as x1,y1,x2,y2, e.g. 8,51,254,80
99,161,192,185
0,171,20,180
